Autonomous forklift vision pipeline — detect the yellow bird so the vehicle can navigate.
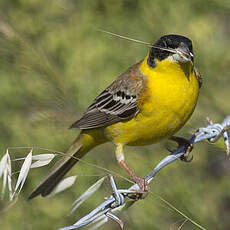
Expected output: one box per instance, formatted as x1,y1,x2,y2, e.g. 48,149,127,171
28,34,202,199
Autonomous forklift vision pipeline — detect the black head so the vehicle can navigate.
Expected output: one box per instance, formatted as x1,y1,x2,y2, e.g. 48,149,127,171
147,34,194,67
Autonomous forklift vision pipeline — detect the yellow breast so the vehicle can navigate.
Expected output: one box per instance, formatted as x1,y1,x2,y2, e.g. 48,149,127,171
105,56,199,146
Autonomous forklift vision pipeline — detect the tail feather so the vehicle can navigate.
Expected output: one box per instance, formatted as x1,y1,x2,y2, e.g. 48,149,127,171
27,129,104,200
27,143,82,200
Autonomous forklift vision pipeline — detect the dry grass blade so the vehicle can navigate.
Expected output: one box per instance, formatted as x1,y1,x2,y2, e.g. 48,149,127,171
178,219,188,230
32,153,56,161
6,153,13,200
2,160,7,199
98,29,152,47
48,175,78,197
13,150,32,198
0,152,8,179
30,154,56,168
70,177,106,214
0,150,11,199
98,29,177,54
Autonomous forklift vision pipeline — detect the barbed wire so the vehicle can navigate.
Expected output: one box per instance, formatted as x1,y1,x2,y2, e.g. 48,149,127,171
59,115,230,230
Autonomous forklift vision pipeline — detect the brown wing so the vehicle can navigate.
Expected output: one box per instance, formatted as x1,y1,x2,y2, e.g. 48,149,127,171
70,61,145,130
193,67,202,88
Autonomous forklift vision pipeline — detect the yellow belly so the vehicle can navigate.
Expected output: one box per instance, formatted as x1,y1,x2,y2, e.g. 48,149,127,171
105,57,199,146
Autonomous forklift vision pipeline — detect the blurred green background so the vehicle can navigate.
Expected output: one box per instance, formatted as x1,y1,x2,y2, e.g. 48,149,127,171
1,0,230,229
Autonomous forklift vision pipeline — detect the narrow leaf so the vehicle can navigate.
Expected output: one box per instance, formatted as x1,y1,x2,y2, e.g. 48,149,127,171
13,150,32,196
31,159,53,168
14,153,56,162
48,176,78,197
0,152,8,179
31,154,56,168
32,154,56,161
1,163,7,199
7,153,13,200
8,174,13,201
1,151,10,199
71,177,105,214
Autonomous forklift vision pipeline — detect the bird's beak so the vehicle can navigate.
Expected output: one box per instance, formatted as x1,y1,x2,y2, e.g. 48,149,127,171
174,44,193,63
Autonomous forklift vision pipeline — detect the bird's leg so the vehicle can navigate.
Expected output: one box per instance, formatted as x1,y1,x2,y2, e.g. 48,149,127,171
115,144,148,193
119,160,148,191
169,136,193,162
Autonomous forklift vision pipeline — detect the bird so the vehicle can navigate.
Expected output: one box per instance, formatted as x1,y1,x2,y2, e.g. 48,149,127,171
28,34,202,200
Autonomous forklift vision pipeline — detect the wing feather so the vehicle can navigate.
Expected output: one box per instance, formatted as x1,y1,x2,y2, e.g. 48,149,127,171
70,61,145,130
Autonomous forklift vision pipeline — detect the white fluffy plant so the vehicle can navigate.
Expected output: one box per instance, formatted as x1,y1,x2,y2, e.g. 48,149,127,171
0,149,56,201
0,148,106,213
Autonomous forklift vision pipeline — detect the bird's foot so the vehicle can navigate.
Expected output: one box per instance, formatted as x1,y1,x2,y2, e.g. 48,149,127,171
129,175,149,200
119,159,149,199
131,174,148,191
169,136,193,162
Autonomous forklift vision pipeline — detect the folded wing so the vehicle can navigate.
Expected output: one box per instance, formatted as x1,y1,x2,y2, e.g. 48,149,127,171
70,62,144,130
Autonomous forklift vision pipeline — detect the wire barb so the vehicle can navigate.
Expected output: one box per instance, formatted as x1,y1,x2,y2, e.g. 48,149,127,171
59,115,230,230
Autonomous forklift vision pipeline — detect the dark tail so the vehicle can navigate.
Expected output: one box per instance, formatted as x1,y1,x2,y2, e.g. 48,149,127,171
28,130,105,200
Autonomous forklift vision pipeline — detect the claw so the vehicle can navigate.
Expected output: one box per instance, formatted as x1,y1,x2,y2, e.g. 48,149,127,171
180,154,193,162
169,136,194,163
127,175,149,200
119,160,148,197
131,174,148,192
